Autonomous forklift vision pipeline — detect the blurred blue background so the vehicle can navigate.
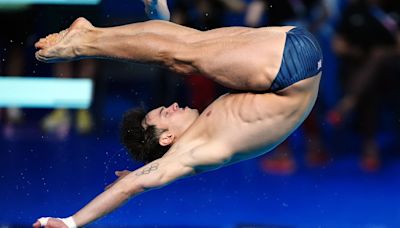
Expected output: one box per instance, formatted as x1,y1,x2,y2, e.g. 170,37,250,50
0,0,400,227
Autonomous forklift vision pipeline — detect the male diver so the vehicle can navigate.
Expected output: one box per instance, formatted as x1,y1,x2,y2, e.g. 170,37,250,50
33,0,322,227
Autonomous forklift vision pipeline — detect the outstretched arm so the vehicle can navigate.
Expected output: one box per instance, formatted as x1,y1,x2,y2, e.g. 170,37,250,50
33,157,194,227
33,141,233,227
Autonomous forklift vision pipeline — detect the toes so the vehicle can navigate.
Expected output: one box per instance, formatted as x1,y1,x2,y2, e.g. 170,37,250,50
35,50,52,63
59,29,68,37
35,49,71,63
35,50,46,62
46,34,59,44
35,39,47,49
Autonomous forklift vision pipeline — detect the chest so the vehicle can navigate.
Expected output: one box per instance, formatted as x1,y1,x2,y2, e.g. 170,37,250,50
195,93,274,137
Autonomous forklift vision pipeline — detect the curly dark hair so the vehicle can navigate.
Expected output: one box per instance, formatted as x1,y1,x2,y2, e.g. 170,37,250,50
120,108,170,163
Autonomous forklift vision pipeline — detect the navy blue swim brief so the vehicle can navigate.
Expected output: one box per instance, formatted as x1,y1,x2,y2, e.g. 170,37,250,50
269,27,323,92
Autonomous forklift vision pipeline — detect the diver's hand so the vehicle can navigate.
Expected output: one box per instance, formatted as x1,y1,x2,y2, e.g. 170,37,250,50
33,217,75,228
105,170,132,190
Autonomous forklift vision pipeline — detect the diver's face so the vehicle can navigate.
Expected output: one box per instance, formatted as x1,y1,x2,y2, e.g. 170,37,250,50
142,102,199,144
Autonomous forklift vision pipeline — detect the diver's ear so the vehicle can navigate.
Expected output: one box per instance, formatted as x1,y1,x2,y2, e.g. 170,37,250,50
159,131,175,146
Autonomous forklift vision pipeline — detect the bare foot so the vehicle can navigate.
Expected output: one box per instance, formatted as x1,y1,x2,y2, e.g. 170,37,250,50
35,17,95,63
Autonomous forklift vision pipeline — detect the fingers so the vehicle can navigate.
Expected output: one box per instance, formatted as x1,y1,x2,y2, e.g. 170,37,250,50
34,217,71,228
33,217,49,227
33,221,41,228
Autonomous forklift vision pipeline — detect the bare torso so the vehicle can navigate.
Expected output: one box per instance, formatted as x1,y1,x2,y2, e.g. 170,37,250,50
166,73,320,172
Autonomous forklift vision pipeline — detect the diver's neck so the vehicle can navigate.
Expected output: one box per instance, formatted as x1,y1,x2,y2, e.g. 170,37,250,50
166,117,210,155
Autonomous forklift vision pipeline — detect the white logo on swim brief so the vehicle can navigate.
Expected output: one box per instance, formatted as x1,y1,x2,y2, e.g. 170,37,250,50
317,60,322,70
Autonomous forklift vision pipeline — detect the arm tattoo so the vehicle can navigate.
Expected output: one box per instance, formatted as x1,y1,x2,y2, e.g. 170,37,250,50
135,163,159,176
